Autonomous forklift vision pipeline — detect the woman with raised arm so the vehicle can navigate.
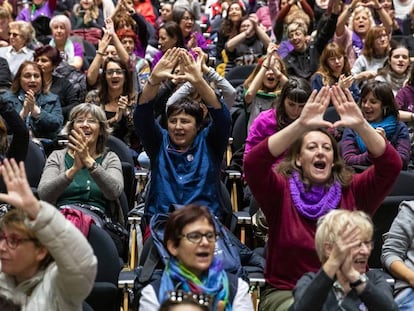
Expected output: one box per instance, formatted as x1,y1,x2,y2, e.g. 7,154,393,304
243,86,402,310
0,159,97,310
134,47,231,223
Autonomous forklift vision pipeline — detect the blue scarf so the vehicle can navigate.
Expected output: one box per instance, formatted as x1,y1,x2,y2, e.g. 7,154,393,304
355,115,397,153
158,257,231,310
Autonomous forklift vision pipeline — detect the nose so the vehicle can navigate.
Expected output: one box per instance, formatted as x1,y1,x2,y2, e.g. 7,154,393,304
30,75,36,81
175,121,183,129
0,238,7,251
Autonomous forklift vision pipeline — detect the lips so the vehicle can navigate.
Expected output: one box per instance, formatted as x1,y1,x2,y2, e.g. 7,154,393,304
313,160,326,170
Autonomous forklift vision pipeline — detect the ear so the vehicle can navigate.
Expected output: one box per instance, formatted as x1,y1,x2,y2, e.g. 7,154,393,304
324,242,332,258
35,246,49,263
295,157,301,167
166,240,178,257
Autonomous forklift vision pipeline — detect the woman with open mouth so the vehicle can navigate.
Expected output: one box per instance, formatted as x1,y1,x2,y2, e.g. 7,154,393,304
244,85,402,310
376,42,411,96
291,209,397,311
0,61,63,140
139,204,253,310
341,80,410,169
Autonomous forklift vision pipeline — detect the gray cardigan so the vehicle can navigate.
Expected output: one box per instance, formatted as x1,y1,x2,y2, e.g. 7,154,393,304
38,148,124,207
382,201,414,293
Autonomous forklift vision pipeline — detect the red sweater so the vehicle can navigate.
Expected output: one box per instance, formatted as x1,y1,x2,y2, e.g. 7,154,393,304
244,137,402,290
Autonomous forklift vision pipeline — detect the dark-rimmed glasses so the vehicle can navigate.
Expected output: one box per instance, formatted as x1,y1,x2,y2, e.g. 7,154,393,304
180,231,218,244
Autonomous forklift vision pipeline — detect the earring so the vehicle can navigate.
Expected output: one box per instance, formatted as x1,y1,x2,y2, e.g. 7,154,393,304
383,107,387,116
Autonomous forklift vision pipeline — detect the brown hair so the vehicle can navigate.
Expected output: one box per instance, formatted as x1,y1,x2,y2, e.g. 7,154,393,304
164,204,215,250
362,25,389,60
314,42,351,86
11,61,46,94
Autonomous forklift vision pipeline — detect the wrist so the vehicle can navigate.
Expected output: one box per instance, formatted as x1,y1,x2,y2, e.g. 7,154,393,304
87,161,98,172
147,75,161,86
96,50,105,56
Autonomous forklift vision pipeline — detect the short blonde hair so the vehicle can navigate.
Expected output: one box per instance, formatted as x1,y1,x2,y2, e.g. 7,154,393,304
287,22,307,37
315,209,373,263
49,14,72,33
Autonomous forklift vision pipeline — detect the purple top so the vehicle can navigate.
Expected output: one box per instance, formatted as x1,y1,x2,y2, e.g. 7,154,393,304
185,31,208,51
396,84,414,113
16,0,55,22
277,40,294,59
151,51,163,69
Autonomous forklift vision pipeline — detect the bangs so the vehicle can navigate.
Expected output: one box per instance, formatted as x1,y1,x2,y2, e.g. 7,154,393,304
286,88,309,103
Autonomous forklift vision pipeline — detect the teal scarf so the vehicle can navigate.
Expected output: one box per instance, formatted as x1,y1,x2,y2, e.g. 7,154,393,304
158,257,231,310
355,115,397,153
49,38,75,66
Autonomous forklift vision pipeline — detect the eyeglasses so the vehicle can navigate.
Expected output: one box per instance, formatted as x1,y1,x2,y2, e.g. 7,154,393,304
0,232,36,249
182,16,194,21
8,32,21,38
376,34,388,41
180,231,218,244
106,69,125,76
357,240,374,250
74,118,99,125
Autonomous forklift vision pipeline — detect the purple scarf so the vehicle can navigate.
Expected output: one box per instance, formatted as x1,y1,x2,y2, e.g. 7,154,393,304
289,171,342,220
352,31,364,59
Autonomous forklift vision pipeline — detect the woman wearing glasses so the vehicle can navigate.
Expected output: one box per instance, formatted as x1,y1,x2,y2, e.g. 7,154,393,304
139,204,253,311
37,103,124,248
290,209,397,311
86,57,135,143
0,158,97,310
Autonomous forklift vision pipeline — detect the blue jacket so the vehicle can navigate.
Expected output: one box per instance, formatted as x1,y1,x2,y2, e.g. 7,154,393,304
1,90,63,139
134,100,231,218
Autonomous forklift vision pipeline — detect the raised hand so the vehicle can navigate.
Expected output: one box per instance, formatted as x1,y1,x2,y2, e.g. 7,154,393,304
331,85,364,129
297,86,333,130
98,30,112,54
175,49,203,84
0,159,40,219
338,74,354,90
105,18,115,35
68,129,91,167
151,47,181,83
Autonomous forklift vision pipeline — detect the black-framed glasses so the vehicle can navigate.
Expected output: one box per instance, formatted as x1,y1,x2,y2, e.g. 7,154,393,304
0,232,36,249
106,69,125,76
180,231,218,244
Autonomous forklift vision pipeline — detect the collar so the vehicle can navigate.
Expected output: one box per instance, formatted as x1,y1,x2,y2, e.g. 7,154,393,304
9,45,31,54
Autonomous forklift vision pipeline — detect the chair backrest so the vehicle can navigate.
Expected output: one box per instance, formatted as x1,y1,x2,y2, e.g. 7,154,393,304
87,224,122,285
86,224,122,311
24,140,47,190
225,64,256,87
106,135,134,166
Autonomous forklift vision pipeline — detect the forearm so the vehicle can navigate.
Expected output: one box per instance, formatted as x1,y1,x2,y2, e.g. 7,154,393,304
193,79,221,109
377,7,393,33
225,32,246,52
245,69,266,104
255,26,271,48
86,55,103,87
267,118,308,157
399,110,414,122
112,34,130,63
90,162,124,200
389,261,414,287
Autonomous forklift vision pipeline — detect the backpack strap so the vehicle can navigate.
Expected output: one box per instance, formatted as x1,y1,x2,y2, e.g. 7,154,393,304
226,271,238,305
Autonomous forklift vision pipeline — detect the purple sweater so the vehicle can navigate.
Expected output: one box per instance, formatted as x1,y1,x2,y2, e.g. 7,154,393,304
341,122,411,169
244,138,402,290
396,84,414,112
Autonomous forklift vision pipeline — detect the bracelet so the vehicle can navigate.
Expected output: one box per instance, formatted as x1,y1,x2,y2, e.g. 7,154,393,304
147,76,160,87
96,51,105,56
262,65,269,70
411,113,414,122
347,6,354,13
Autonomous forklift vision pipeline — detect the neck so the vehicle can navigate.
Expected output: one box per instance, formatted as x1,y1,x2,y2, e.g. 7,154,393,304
108,89,122,101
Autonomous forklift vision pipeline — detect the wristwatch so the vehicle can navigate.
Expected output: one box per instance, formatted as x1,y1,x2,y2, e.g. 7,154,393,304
350,274,368,288
88,161,98,172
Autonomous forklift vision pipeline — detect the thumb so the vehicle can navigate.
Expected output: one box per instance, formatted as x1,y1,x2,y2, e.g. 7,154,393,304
217,301,225,311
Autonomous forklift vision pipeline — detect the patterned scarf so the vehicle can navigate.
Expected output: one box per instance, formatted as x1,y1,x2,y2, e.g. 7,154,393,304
158,257,231,310
289,171,342,220
355,115,397,153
